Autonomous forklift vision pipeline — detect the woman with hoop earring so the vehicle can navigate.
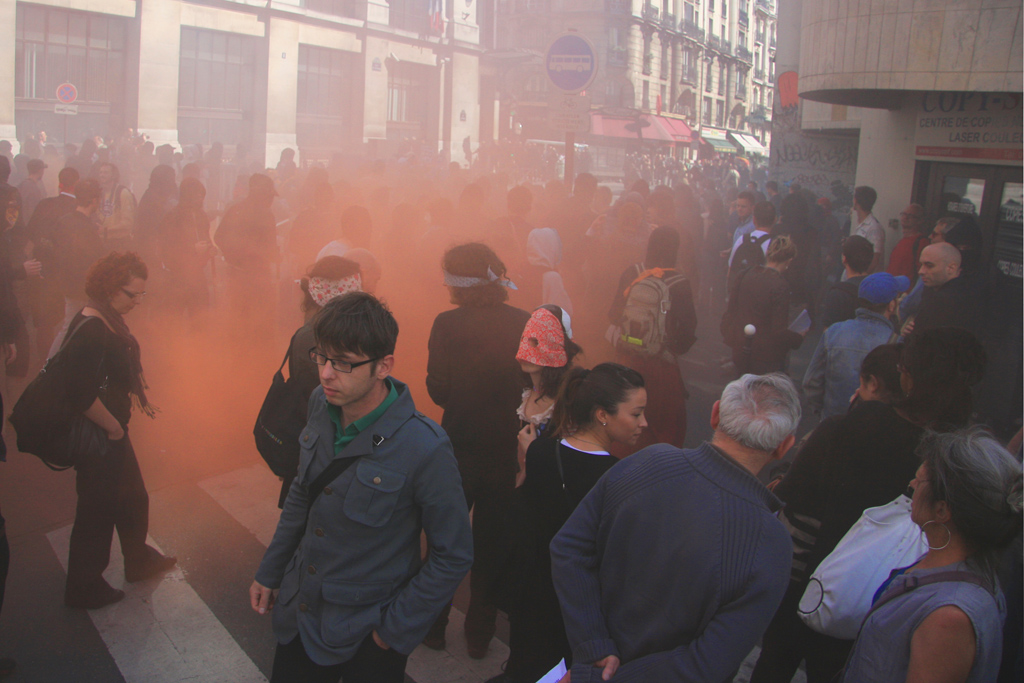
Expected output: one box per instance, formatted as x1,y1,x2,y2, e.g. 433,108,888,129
750,327,989,683
841,429,1021,683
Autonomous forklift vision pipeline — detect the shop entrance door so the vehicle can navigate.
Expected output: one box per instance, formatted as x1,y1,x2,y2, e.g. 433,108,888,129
916,161,1023,437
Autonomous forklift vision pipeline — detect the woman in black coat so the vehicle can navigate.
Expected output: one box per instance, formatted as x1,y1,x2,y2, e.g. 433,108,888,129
61,252,175,609
425,242,530,656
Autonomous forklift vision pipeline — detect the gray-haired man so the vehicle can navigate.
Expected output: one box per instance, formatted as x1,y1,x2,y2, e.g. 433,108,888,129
551,374,799,682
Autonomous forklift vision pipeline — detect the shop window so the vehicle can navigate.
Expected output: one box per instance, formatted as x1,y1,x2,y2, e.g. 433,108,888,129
15,4,126,104
940,176,986,217
995,182,1023,279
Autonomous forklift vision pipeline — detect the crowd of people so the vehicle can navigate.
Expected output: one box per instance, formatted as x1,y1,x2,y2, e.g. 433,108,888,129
0,132,1020,683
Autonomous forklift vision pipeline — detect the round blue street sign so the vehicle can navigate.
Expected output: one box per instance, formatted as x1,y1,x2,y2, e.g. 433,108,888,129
546,33,597,93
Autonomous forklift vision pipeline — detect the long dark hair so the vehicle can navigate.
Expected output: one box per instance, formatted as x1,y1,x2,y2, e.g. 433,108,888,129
550,363,645,438
898,328,987,430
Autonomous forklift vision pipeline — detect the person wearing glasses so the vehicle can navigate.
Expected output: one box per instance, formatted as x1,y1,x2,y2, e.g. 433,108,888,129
750,327,988,683
251,292,472,683
61,251,175,610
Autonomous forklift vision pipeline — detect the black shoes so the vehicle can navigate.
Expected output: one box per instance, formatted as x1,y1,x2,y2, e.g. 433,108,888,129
125,547,177,583
64,579,125,610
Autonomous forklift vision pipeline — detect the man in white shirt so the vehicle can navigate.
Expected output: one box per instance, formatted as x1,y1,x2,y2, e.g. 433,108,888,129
851,185,884,273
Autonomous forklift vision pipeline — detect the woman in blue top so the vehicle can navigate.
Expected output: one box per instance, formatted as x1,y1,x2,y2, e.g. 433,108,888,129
842,429,1022,683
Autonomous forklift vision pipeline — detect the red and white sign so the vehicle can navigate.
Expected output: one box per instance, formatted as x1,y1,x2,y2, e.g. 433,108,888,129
915,92,1023,166
56,83,78,104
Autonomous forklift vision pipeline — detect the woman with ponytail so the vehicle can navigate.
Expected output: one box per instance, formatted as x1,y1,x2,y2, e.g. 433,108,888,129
842,428,1022,683
491,363,646,683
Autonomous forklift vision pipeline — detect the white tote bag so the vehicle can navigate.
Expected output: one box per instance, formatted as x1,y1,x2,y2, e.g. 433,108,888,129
798,494,928,640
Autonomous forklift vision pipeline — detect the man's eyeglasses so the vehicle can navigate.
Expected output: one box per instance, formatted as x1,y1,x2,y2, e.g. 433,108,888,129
121,288,146,300
309,348,378,373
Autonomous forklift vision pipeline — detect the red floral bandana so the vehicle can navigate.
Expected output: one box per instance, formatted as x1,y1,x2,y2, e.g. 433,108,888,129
516,308,567,368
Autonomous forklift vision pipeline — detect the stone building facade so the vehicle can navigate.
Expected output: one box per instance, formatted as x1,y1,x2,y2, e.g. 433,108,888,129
2,0,484,166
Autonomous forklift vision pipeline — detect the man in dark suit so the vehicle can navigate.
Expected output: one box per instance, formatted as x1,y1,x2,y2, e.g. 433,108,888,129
27,167,79,356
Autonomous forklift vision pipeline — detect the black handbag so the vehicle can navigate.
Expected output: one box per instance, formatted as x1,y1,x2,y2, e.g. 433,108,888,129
9,316,109,471
253,340,309,478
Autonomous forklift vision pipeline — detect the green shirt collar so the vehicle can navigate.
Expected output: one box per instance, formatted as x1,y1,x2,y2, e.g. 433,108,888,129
327,379,398,454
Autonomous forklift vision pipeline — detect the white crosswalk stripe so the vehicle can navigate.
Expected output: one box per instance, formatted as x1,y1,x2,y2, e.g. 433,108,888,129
47,525,268,683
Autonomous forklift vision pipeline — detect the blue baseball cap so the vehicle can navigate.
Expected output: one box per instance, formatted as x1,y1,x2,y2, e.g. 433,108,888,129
858,273,910,305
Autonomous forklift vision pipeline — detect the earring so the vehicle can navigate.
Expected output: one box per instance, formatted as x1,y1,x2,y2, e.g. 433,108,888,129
601,421,607,426
921,520,951,551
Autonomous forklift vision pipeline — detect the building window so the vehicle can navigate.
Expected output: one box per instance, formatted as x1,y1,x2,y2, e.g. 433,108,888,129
661,40,670,80
297,44,359,149
15,4,127,104
642,80,650,110
387,61,430,131
718,63,727,96
660,84,667,110
305,0,363,19
705,61,713,91
722,0,728,16
708,0,715,12
702,96,712,124
178,27,259,146
715,100,724,126
684,2,695,22
389,0,430,34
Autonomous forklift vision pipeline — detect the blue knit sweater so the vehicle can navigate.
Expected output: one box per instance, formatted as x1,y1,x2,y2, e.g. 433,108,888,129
550,442,792,682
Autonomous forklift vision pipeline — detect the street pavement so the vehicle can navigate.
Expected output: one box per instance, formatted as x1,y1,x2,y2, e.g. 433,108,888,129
0,292,822,683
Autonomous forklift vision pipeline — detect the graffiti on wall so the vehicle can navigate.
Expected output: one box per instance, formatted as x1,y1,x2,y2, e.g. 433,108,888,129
769,71,858,213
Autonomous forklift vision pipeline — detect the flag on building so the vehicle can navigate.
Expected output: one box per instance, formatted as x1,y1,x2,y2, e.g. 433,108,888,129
429,0,446,34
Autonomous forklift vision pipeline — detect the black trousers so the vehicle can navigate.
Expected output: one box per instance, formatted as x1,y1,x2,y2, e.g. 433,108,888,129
430,461,514,648
749,581,853,683
270,635,408,683
0,508,8,616
66,436,151,590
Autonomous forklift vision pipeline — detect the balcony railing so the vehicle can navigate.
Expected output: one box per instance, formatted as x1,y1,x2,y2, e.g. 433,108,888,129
642,1,659,21
754,68,766,81
735,45,752,62
755,0,774,13
682,19,705,42
708,34,732,54
605,0,632,15
738,9,749,26
735,87,747,101
607,46,629,67
661,11,676,29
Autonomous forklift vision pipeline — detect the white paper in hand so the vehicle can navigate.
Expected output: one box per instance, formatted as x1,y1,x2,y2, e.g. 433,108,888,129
535,658,568,683
788,309,811,334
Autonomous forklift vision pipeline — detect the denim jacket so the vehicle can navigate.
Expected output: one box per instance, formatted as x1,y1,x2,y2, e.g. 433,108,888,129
255,378,473,664
803,309,895,419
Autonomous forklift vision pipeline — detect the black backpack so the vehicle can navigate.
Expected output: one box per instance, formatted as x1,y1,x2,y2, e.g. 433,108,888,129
727,232,771,293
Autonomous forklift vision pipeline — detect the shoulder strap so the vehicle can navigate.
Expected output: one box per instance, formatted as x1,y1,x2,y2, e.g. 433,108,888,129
868,570,994,620
554,440,567,492
58,314,101,354
302,454,361,533
755,233,771,246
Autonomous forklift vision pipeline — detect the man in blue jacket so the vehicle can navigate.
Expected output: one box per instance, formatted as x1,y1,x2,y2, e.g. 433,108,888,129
803,272,906,419
550,373,799,683
250,292,473,682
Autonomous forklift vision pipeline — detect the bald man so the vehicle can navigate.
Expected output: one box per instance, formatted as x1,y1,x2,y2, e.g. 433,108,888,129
910,242,973,335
